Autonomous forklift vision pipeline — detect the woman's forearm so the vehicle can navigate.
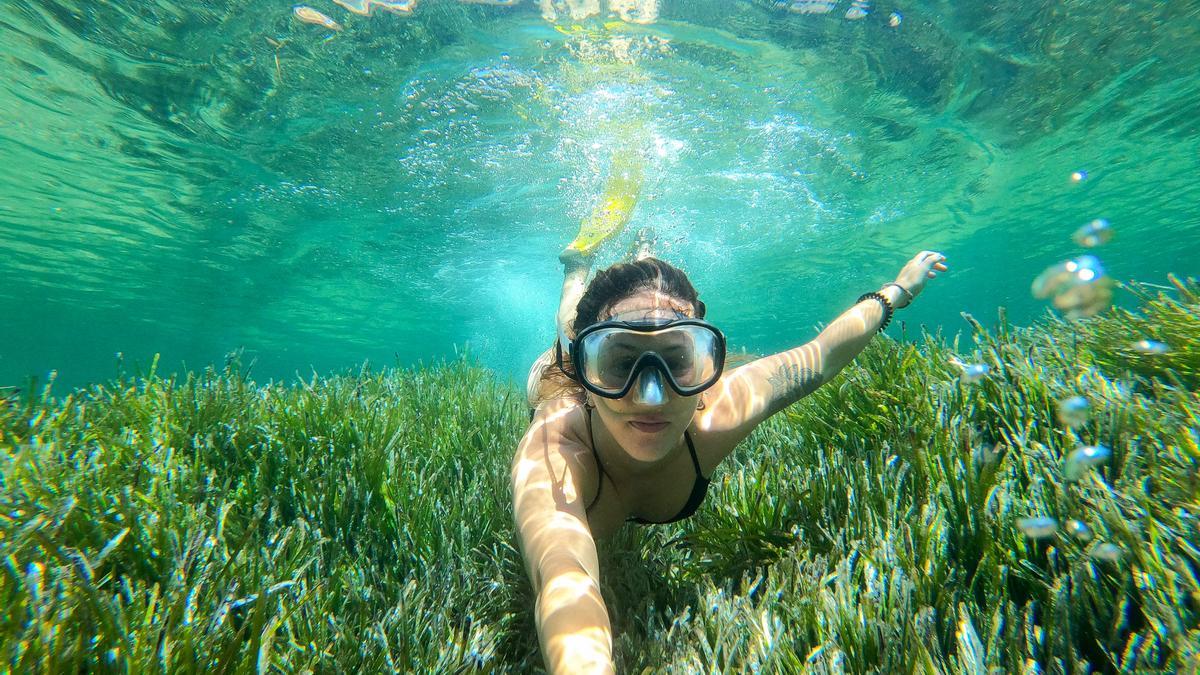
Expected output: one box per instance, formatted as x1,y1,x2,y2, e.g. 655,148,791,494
812,284,906,374
740,284,905,417
536,559,615,674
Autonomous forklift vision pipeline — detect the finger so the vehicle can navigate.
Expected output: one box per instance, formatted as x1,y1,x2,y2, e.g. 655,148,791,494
933,263,948,270
927,271,937,278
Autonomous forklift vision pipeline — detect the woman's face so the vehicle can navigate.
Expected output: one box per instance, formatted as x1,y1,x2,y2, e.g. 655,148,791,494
589,289,701,463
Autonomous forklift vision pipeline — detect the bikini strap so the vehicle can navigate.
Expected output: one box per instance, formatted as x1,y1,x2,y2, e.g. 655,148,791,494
585,404,604,511
684,430,707,480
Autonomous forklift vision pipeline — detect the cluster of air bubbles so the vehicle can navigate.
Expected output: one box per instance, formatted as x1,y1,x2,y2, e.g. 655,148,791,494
1016,515,1123,561
1030,166,1123,318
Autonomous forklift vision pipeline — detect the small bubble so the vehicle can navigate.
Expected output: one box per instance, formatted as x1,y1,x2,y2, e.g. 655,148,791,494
1066,519,1093,542
1130,339,1170,355
1065,444,1111,482
950,358,989,383
888,11,902,27
1072,218,1112,248
1056,396,1090,428
1071,170,1089,182
500,52,510,61
1090,542,1123,562
1017,517,1059,539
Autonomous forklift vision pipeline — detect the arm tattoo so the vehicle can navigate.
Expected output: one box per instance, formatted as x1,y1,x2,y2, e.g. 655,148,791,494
767,364,824,414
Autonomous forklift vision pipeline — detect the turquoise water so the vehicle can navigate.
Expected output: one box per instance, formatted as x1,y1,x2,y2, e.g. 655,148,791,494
2,0,1198,391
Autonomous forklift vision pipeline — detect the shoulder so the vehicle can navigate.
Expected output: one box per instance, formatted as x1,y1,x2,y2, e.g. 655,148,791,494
526,398,591,447
513,399,595,490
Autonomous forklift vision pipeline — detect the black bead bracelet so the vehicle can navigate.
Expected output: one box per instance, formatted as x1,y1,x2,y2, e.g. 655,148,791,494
856,291,894,333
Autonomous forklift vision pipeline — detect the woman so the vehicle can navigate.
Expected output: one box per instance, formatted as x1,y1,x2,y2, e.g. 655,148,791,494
513,242,949,674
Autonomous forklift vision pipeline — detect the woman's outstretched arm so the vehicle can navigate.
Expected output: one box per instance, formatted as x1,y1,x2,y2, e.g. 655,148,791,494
512,401,615,675
698,251,949,445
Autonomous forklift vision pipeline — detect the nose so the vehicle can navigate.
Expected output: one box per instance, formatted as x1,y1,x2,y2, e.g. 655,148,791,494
632,368,667,406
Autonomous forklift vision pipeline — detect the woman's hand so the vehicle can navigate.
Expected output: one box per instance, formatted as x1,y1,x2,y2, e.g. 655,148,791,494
891,250,948,308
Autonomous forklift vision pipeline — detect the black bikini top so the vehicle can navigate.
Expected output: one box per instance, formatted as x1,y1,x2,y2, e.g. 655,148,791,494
583,405,711,525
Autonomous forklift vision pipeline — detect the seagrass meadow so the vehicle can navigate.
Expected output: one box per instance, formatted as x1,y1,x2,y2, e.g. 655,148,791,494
2,277,1198,673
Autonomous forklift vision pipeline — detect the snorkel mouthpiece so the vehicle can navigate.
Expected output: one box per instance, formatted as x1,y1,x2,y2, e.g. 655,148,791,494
633,368,666,406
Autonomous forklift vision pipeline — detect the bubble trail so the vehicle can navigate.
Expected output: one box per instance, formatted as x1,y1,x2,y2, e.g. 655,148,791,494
1065,444,1111,481
1072,218,1112,248
888,12,902,27
1056,396,1090,428
1017,517,1059,539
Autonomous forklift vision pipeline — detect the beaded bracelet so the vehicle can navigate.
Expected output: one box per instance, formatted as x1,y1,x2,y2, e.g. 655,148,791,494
882,282,914,307
856,291,894,333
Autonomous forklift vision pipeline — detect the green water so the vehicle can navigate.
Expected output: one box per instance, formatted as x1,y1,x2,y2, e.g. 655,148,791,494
2,0,1198,391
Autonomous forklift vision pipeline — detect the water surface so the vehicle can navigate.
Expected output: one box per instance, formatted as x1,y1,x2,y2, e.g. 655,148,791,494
2,0,1197,389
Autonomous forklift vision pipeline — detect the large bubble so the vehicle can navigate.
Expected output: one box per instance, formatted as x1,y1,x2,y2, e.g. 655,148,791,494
1031,254,1114,319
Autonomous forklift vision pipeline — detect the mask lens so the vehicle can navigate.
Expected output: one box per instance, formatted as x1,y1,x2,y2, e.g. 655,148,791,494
578,323,720,395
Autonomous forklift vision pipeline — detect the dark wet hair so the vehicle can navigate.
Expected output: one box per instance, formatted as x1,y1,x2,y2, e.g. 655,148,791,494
530,258,704,409
573,257,705,331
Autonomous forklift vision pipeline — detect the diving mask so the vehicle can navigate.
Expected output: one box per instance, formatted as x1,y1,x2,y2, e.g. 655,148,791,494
559,318,726,399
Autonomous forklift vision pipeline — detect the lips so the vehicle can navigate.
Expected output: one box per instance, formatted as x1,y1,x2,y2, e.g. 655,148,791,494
629,419,670,433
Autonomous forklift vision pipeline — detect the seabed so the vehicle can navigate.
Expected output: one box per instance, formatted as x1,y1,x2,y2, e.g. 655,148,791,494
2,278,1198,671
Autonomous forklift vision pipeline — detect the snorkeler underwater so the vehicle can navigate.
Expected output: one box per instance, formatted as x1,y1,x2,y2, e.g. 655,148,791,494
1,0,1198,672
